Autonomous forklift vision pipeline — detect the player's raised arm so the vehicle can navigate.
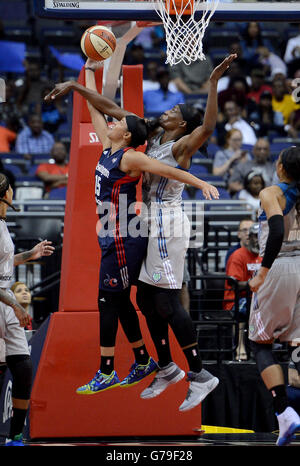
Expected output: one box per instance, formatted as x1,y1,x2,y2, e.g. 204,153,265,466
84,60,111,149
173,54,237,159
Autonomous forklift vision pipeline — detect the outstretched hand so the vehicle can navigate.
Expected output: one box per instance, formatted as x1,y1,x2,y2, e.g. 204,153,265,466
30,240,55,261
210,54,237,82
201,182,219,200
44,81,75,102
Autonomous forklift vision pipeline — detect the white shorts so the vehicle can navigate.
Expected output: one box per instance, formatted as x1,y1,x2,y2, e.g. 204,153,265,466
139,206,190,289
249,256,300,343
0,290,30,359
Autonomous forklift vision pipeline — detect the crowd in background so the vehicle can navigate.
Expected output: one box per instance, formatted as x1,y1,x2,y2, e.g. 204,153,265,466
1,3,300,205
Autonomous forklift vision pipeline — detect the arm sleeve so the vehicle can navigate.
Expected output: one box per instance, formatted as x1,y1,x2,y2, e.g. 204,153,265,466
261,214,284,269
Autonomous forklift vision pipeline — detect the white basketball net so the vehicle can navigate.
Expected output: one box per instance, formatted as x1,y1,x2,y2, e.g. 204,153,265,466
154,0,219,66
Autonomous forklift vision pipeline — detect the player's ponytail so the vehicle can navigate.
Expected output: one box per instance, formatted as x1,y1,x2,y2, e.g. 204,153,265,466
280,146,300,216
0,173,19,212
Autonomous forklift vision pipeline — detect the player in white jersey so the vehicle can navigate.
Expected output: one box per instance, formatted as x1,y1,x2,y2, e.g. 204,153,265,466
248,147,300,446
45,54,236,411
0,173,54,446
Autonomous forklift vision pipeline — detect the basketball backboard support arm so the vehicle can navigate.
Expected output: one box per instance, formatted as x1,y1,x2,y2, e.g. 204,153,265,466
35,1,300,21
102,22,145,99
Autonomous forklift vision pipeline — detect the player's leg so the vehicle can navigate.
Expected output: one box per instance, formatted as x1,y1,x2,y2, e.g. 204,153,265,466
116,287,157,387
2,302,32,446
251,339,300,446
136,281,185,399
5,354,32,446
153,287,219,411
249,259,300,445
76,289,121,394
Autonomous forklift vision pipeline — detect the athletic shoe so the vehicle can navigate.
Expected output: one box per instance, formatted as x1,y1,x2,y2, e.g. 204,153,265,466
179,369,219,412
120,357,158,387
5,434,25,446
76,370,120,395
276,406,300,446
140,362,185,399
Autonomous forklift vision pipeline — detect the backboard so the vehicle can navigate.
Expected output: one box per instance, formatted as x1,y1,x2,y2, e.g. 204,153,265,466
35,0,300,21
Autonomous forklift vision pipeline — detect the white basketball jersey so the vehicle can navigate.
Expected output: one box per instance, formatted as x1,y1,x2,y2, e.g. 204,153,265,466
0,220,14,288
143,134,184,207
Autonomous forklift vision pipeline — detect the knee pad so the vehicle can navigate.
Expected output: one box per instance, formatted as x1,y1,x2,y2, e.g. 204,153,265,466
6,355,32,400
250,341,278,374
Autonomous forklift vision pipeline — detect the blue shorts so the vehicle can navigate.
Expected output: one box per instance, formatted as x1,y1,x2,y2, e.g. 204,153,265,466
98,234,148,292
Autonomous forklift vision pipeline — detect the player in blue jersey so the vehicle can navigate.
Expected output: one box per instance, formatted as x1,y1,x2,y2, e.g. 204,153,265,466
74,65,219,395
46,54,235,409
249,146,300,446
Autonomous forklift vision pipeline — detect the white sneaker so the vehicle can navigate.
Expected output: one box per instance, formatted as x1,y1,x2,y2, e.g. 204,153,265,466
276,406,300,446
140,362,185,399
179,369,219,412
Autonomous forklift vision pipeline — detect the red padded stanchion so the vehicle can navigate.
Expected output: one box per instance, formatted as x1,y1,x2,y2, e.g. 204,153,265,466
30,312,201,438
29,65,202,438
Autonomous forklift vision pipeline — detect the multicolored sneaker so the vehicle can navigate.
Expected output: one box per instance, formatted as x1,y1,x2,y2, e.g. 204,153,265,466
76,370,120,395
120,357,158,387
5,434,25,446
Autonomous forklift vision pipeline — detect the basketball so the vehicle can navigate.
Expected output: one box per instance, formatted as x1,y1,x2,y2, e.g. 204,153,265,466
80,25,116,61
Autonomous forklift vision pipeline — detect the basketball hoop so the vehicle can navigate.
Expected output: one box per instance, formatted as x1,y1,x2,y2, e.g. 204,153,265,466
154,0,219,66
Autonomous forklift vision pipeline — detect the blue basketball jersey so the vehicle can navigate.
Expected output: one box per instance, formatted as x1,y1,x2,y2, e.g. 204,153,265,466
94,147,148,291
95,147,140,235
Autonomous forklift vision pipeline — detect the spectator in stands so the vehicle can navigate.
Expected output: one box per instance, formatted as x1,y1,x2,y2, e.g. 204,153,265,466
143,68,185,117
217,57,245,94
218,76,251,114
227,41,251,75
257,46,287,79
34,84,67,134
224,217,254,267
283,25,300,77
236,170,265,213
271,78,300,136
0,159,15,193
224,223,262,360
143,61,178,93
248,90,285,138
124,44,146,66
228,138,274,195
213,129,251,184
215,100,257,146
134,25,166,53
169,55,213,94
11,282,33,331
36,141,68,195
0,81,23,129
15,114,55,159
240,22,274,66
247,67,272,105
0,117,18,153
15,60,49,116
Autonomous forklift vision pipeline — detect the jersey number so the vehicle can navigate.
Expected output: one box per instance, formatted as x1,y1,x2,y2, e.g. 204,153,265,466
95,174,101,198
